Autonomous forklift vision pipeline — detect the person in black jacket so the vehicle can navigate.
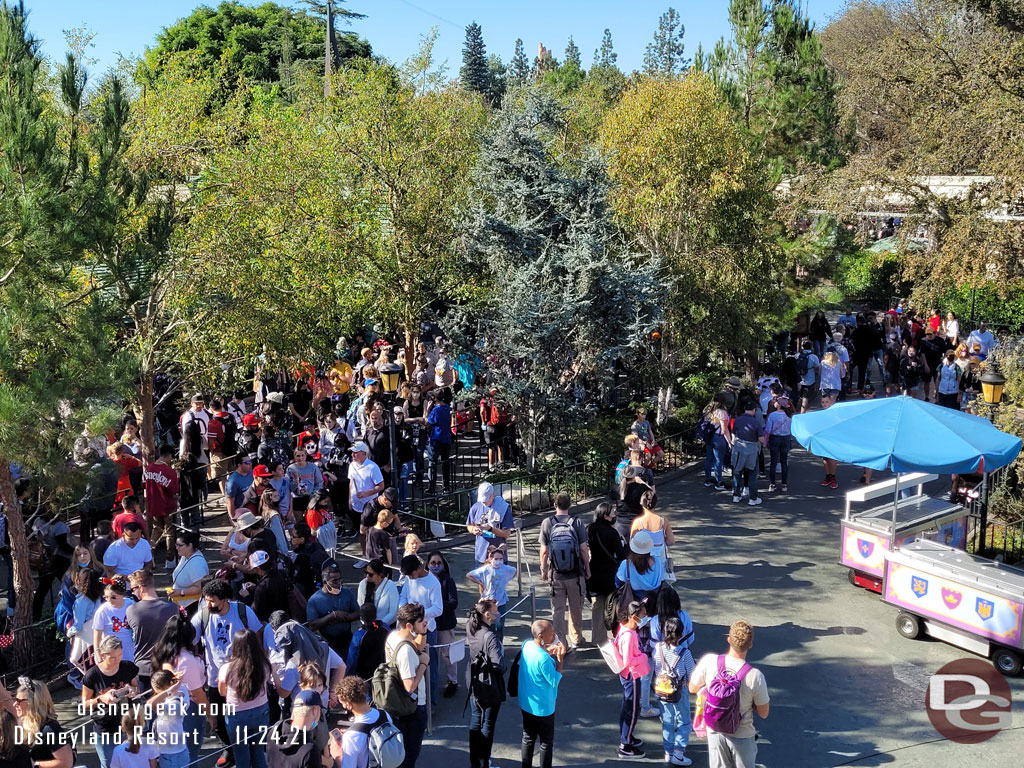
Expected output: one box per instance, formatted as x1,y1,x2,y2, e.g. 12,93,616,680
587,500,625,647
427,550,460,698
290,524,331,598
465,598,503,768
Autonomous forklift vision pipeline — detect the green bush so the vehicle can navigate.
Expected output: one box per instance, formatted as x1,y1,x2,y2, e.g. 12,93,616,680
835,250,907,304
941,282,1024,329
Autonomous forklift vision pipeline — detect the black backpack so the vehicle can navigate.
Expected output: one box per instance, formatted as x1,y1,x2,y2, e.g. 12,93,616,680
696,415,716,444
548,517,581,576
506,649,522,697
796,351,811,377
215,413,238,457
604,562,635,632
468,645,506,708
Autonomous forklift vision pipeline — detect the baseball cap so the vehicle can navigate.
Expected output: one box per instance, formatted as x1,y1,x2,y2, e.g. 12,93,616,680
190,393,205,403
393,405,404,414
252,464,273,478
293,689,322,708
477,482,494,503
249,550,270,568
242,414,261,428
351,441,369,453
363,378,378,386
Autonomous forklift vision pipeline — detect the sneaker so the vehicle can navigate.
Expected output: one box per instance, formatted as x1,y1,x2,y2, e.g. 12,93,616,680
830,477,838,489
781,484,788,492
741,487,749,498
216,754,234,768
857,475,867,485
714,484,726,491
732,495,742,503
670,756,693,767
443,682,458,699
640,707,660,718
768,483,777,492
665,753,672,764
704,481,714,487
821,475,832,486
748,497,763,506
629,739,644,748
618,745,646,760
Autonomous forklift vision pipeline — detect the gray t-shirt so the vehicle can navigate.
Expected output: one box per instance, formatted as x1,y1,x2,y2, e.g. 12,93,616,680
127,598,179,677
539,513,588,575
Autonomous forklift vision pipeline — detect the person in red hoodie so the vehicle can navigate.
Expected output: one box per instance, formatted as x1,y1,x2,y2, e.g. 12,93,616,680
144,444,180,568
107,442,141,507
112,495,148,539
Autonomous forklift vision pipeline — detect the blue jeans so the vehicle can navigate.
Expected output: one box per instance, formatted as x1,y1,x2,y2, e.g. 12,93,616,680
427,628,440,706
395,704,428,768
711,434,729,485
159,750,190,768
703,443,714,482
640,661,654,711
813,339,826,359
660,699,692,758
93,726,116,768
768,435,790,485
469,696,501,768
183,698,208,765
225,702,269,768
620,674,641,746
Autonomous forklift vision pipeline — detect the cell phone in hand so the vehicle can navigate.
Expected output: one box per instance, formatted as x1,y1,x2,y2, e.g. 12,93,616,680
330,728,344,745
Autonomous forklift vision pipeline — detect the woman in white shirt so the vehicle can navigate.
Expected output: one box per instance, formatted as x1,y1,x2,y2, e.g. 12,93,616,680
945,311,959,348
356,558,400,627
169,530,209,609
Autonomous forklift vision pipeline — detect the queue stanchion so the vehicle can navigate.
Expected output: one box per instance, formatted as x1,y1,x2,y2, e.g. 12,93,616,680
530,583,536,625
516,521,524,598
425,651,432,735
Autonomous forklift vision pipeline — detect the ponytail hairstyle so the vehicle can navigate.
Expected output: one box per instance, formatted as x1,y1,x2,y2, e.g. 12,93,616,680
466,598,497,637
662,616,683,648
120,704,147,754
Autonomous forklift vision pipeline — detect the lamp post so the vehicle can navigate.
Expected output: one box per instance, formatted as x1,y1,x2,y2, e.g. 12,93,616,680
977,352,1006,556
379,362,403,492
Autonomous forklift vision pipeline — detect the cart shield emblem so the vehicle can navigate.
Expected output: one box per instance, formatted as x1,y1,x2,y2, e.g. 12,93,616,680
911,576,928,598
941,587,963,611
857,539,874,559
976,598,994,621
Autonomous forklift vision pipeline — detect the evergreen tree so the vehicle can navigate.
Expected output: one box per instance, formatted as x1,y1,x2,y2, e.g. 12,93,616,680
643,7,689,75
534,45,558,77
487,53,507,105
710,0,846,173
457,93,662,464
509,38,530,84
461,21,491,98
593,28,618,69
0,5,121,659
564,36,582,68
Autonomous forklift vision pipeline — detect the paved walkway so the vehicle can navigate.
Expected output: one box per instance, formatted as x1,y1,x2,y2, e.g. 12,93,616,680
52,448,1023,766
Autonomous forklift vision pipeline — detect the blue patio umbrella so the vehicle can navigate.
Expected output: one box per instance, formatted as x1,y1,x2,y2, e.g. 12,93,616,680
792,396,1021,548
791,395,1021,474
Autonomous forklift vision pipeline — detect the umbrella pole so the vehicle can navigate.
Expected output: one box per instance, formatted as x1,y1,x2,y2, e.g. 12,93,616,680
891,471,901,552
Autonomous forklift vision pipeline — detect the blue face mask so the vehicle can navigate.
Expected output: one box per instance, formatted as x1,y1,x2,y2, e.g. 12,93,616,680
637,616,651,628
308,720,319,731
428,564,443,575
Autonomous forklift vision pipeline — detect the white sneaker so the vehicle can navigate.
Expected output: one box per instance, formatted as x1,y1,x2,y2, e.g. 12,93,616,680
741,487,749,498
670,756,693,767
640,707,660,718
748,497,763,506
732,495,742,503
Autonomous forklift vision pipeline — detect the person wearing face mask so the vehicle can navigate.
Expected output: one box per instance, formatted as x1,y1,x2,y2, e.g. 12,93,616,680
102,521,153,578
426,551,461,698
397,555,444,709
467,545,517,642
465,599,503,768
357,558,400,628
92,575,137,663
614,601,651,759
305,563,360,657
266,688,332,768
190,580,260,768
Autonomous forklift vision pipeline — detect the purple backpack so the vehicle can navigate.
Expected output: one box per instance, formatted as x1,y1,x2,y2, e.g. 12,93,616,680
703,655,750,734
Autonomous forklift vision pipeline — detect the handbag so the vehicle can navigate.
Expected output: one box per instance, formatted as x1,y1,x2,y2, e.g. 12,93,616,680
599,641,626,675
69,615,96,674
664,553,677,583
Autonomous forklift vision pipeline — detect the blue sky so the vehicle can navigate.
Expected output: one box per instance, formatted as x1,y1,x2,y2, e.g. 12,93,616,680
27,0,850,77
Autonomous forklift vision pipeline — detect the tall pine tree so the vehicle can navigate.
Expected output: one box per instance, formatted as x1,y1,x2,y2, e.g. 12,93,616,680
643,7,689,75
460,21,491,99
457,93,662,464
593,28,618,69
508,37,530,84
564,36,582,68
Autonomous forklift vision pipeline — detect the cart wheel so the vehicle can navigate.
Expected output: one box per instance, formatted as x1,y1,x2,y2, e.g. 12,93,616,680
847,570,857,586
896,612,921,639
992,648,1022,676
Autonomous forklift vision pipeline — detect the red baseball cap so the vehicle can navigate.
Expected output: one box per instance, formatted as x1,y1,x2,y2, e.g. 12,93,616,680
242,414,261,428
252,464,273,478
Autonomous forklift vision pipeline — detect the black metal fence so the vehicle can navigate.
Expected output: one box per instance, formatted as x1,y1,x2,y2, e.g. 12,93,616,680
964,467,1024,565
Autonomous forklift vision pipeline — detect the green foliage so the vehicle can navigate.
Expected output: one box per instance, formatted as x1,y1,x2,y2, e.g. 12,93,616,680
939,283,1024,330
138,1,370,97
711,0,847,175
455,92,664,463
643,7,688,75
460,22,490,99
593,28,618,70
564,37,582,69
508,38,530,85
835,249,905,305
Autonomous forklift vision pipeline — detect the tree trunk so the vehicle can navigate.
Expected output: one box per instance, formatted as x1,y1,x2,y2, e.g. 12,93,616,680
744,348,760,381
656,384,674,426
137,371,156,464
0,460,35,667
403,325,415,378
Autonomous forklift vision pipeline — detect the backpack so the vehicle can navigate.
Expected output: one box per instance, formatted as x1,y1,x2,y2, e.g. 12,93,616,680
215,413,238,457
653,644,686,704
350,709,406,768
198,601,250,654
703,654,751,735
468,645,507,708
796,351,811,377
269,440,291,468
696,416,717,444
604,562,635,632
372,640,419,718
547,516,581,576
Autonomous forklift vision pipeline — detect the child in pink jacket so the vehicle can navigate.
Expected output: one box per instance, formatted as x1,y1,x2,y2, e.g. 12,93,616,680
615,600,651,759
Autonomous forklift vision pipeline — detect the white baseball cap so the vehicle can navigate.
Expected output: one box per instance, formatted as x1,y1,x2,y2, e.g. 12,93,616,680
249,550,270,568
351,441,369,453
477,482,494,503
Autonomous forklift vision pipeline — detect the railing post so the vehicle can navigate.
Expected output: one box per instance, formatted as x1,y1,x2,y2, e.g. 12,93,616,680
516,519,524,598
530,584,536,626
